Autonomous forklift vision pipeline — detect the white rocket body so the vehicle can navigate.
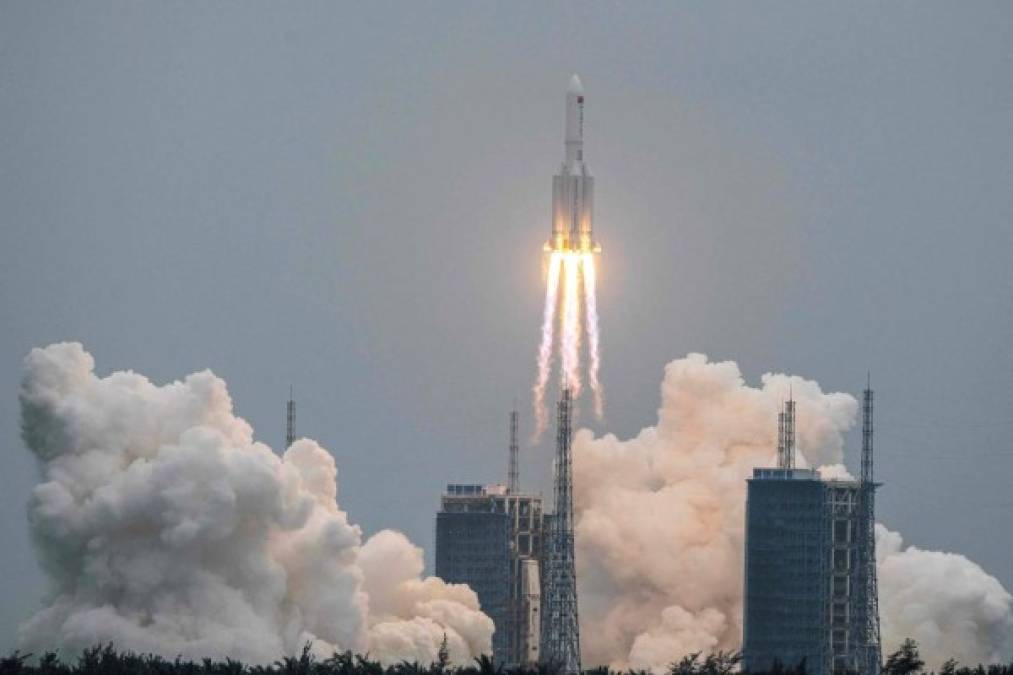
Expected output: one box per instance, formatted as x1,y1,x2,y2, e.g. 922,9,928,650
549,74,598,253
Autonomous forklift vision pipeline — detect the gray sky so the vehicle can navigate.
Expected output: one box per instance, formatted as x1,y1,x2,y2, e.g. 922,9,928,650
2,2,1011,652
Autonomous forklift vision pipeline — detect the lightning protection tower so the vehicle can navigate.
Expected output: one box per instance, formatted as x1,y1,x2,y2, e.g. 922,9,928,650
286,387,296,449
508,405,520,493
858,380,883,674
541,388,581,675
744,381,882,675
777,395,797,470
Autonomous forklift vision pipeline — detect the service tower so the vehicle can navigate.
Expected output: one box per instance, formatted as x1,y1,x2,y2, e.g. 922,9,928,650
743,390,882,675
541,388,581,674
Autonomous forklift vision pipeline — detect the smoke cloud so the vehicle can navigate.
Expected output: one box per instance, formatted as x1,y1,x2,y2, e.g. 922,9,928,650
877,525,1013,667
17,343,493,664
573,353,1012,670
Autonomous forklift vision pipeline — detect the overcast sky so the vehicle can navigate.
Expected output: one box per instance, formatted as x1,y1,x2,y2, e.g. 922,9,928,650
2,2,1011,651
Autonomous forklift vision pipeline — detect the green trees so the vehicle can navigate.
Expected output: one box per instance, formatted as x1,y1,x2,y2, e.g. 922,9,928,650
878,639,1013,675
0,647,522,675
884,639,925,675
1,641,1012,675
668,652,744,675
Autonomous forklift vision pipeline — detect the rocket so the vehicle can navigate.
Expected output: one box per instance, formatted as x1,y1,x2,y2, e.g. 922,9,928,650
547,74,599,254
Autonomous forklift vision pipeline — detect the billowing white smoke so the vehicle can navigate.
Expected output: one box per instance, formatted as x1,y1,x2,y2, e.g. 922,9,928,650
573,353,1013,671
359,530,494,663
18,343,492,664
877,525,1013,667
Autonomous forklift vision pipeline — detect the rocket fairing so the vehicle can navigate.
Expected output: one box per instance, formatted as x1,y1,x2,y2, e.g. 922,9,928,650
547,74,599,254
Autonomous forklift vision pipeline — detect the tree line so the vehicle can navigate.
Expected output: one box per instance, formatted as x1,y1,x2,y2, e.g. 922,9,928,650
2,638,1010,675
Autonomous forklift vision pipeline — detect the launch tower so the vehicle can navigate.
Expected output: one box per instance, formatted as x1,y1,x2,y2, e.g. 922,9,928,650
508,405,520,494
857,382,883,674
541,388,581,674
286,388,296,449
743,386,883,675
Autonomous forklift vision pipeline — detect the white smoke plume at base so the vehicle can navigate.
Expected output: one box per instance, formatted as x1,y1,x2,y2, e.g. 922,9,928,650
17,343,493,665
573,353,1013,672
877,525,1013,668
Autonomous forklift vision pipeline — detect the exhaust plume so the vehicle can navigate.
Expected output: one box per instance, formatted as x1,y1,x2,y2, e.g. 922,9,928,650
17,343,493,664
581,253,604,420
561,253,583,398
533,251,563,436
572,353,1012,671
532,251,603,437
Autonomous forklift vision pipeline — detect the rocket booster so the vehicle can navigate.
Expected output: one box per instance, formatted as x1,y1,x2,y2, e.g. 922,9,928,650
547,74,599,254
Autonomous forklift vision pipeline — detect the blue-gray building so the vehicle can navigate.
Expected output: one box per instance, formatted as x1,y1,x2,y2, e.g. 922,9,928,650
435,484,544,666
743,468,877,675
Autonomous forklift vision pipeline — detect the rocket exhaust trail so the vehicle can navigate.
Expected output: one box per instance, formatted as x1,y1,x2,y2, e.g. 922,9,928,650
582,253,603,420
561,253,582,397
534,252,563,437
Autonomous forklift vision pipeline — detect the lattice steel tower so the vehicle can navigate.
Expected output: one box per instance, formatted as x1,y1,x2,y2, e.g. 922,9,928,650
859,380,882,675
286,387,296,449
776,395,797,470
508,405,520,493
541,388,581,674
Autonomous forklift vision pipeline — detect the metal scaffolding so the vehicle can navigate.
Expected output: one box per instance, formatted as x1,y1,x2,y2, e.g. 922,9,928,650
541,388,581,675
784,398,796,469
777,410,786,468
746,381,883,675
776,397,797,470
858,382,883,675
508,406,520,494
286,388,296,449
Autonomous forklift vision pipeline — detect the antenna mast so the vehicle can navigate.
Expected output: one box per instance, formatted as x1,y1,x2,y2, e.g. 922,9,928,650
777,410,786,468
542,387,581,674
861,379,874,484
508,404,520,493
777,389,797,470
286,387,296,449
784,397,796,469
860,377,882,674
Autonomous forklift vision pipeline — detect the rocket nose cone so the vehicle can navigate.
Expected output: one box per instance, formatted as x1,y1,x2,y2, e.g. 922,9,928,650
568,74,584,95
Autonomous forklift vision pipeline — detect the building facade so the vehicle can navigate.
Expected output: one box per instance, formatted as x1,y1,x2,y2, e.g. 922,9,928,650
435,484,544,666
743,468,876,675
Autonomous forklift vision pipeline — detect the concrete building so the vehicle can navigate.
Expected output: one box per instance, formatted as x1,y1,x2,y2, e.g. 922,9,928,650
743,468,877,675
436,484,510,660
743,389,881,675
435,483,544,666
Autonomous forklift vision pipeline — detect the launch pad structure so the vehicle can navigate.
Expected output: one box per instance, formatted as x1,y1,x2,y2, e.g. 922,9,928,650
285,388,296,449
744,386,883,675
858,385,883,675
437,75,592,670
434,407,545,666
540,388,581,675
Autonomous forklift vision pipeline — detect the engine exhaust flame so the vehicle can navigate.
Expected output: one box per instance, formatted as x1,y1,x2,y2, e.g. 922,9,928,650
532,249,602,438
582,252,604,420
534,251,563,436
561,252,583,397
